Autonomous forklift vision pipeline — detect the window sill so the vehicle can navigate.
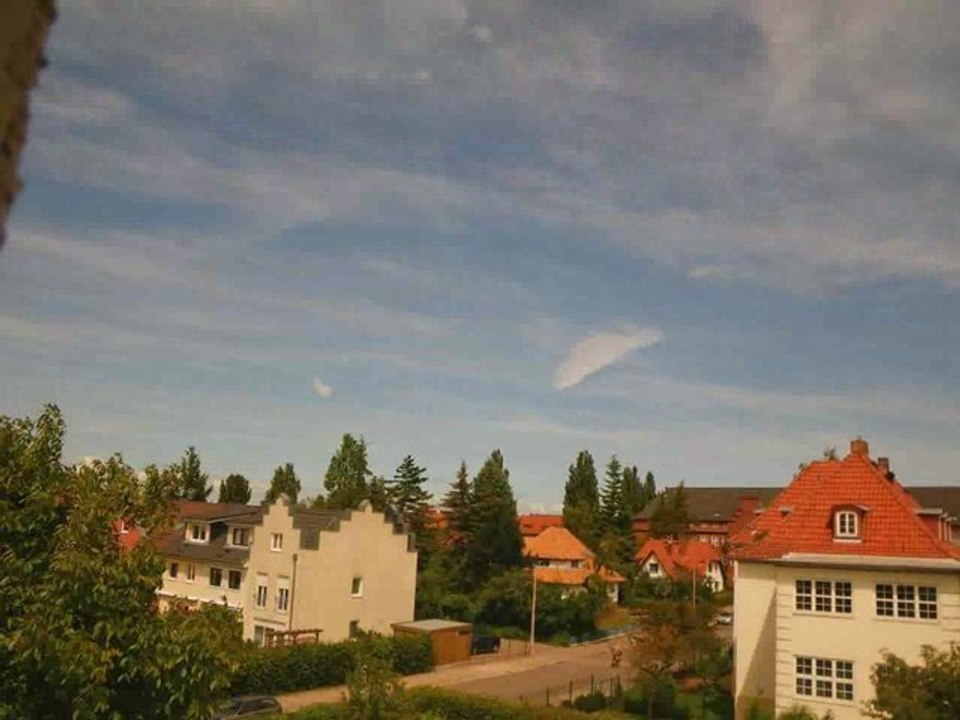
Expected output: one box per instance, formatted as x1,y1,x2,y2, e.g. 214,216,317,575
351,594,363,599
792,611,854,619
874,615,939,625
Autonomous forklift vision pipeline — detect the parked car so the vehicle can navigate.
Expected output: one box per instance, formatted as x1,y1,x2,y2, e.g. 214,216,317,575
471,634,501,655
214,696,282,718
716,611,733,626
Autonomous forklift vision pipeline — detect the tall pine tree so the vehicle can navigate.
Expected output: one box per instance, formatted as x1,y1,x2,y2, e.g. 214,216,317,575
562,450,600,546
466,450,523,586
442,460,472,554
621,465,644,521
176,447,211,501
264,463,300,504
600,455,625,532
643,471,657,507
324,434,372,509
217,473,251,504
389,455,433,541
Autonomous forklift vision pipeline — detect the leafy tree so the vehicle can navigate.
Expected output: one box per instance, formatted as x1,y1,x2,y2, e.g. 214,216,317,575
563,450,600,546
643,471,657,506
865,644,960,719
217,473,251,504
442,460,472,553
176,446,211,501
141,462,180,509
649,482,692,539
264,462,301,504
600,455,625,532
368,475,390,512
346,632,407,720
0,405,236,719
465,450,523,585
629,604,686,720
389,455,433,543
621,465,645,519
324,434,372,509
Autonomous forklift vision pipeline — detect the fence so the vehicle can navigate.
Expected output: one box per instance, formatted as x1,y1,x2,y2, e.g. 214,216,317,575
517,672,624,707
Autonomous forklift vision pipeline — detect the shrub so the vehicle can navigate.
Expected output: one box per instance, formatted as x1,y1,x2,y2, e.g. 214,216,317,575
572,691,609,713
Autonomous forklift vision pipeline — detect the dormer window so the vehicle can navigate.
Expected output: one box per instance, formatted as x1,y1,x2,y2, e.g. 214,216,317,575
230,527,250,547
835,510,859,539
187,523,208,543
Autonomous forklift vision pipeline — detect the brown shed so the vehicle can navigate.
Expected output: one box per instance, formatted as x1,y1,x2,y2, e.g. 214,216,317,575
392,619,472,666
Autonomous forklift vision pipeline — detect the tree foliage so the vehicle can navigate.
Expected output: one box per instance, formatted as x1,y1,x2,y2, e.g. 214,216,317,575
389,455,433,551
0,405,237,719
649,482,693,539
865,644,960,720
464,450,523,585
599,455,625,532
217,473,251,504
265,462,301,505
562,450,600,546
325,434,372,509
175,446,212,501
442,461,472,554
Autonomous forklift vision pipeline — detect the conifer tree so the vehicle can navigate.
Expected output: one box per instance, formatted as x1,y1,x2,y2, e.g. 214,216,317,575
562,450,600,546
176,446,211,501
649,482,692,539
466,450,523,585
389,455,433,541
324,434,372,509
217,473,251,504
621,465,644,520
442,460,472,553
643,471,657,507
600,455,625,532
264,463,300,504
368,475,390,512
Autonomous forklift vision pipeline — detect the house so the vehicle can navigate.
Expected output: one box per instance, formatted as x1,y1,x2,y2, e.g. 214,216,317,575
635,538,725,591
731,438,960,720
634,487,781,548
153,497,418,644
523,526,624,602
518,513,564,537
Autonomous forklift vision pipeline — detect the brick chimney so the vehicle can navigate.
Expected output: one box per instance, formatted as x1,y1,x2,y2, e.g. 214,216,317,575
849,437,869,458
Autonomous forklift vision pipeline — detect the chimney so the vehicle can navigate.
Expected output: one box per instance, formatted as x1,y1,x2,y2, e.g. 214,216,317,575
876,457,892,479
850,437,869,458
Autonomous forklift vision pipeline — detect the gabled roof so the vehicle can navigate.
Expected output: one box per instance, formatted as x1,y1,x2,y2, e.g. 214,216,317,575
636,487,781,522
524,526,594,561
732,439,960,563
519,514,564,537
635,538,722,579
176,501,263,523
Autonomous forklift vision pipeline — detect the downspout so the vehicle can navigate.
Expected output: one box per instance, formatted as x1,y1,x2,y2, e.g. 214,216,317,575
289,552,298,632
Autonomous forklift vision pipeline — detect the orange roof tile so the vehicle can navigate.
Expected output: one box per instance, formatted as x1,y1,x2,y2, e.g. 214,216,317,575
519,513,564,537
533,565,625,586
524,526,594,561
635,538,721,579
731,439,960,562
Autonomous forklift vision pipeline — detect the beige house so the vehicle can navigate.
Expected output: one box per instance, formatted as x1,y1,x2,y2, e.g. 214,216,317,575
154,498,418,643
732,439,960,719
524,526,624,602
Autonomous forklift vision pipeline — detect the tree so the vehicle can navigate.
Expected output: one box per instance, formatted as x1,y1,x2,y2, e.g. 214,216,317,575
141,463,179,509
643,471,657,507
621,465,644,519
649,482,692,539
176,446,211,501
346,632,407,720
865,644,960,720
217,473,251,504
465,450,523,585
600,455,625,532
442,460,472,553
389,455,433,547
629,605,686,720
563,450,600,546
368,475,390,512
265,462,301,504
0,405,236,719
325,434,372,509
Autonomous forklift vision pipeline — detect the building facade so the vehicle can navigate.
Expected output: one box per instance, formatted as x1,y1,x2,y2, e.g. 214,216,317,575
635,538,725,591
524,526,624,602
154,498,418,643
732,439,960,720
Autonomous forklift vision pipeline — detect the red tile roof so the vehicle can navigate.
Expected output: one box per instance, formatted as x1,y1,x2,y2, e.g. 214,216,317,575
731,439,960,562
519,513,564,537
524,526,593,561
635,538,722,579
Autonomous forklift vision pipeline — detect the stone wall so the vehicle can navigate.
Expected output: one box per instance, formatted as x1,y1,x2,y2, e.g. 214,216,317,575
0,0,56,245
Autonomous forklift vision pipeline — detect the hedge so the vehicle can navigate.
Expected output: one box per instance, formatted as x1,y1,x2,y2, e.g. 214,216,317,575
229,633,433,695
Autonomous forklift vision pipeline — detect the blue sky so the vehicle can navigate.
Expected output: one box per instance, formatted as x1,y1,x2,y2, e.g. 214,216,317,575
3,0,960,507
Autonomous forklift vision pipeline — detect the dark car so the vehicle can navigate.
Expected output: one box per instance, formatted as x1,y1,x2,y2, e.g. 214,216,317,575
214,696,282,718
471,634,501,655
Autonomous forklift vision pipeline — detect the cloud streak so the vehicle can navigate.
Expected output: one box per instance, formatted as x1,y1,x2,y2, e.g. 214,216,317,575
553,328,663,391
312,377,333,398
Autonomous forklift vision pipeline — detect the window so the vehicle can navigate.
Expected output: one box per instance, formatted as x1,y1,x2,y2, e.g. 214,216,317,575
255,576,268,608
815,581,832,612
648,562,660,575
209,567,222,587
834,581,852,614
253,625,267,646
351,576,363,598
228,570,242,590
169,562,179,579
797,579,851,615
271,533,283,552
231,528,250,546
189,523,208,542
277,587,290,612
835,510,859,539
796,655,853,701
878,583,937,619
118,520,129,534
186,564,196,582
795,580,812,611
349,620,360,637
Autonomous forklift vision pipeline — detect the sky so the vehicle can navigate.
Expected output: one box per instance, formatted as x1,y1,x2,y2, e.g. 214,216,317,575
3,0,960,508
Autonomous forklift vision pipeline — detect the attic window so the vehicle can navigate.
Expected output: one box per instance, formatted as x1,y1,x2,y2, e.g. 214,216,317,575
835,510,859,539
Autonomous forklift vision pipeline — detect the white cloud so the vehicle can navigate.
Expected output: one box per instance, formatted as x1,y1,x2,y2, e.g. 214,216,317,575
312,377,333,398
553,327,663,391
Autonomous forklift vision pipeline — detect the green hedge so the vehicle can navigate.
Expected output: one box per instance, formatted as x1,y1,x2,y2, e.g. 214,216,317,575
229,633,433,695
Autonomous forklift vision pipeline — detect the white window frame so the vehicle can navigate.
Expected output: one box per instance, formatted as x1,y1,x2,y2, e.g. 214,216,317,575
796,655,853,702
187,523,208,543
255,576,268,608
351,576,363,598
277,577,290,613
877,583,938,620
186,563,196,583
270,533,283,552
230,527,250,547
796,579,851,615
835,510,859,539
648,561,660,576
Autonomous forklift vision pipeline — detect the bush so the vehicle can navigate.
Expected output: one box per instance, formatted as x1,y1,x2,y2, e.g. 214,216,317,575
623,680,689,719
229,633,433,695
403,687,626,720
572,691,609,713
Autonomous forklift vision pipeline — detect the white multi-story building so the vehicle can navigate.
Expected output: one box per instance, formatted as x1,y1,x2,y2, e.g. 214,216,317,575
732,438,960,719
154,497,418,643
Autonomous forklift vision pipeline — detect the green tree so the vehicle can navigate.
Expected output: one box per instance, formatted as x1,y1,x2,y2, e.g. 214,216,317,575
141,462,179,509
465,450,523,584
346,632,407,720
0,405,236,719
643,471,657,507
562,450,600,546
649,482,692,539
325,434,372,509
865,644,960,719
264,462,300,504
389,455,434,546
217,473,251,504
176,446,211,501
442,460,472,554
600,455,625,532
368,475,390,512
621,465,645,519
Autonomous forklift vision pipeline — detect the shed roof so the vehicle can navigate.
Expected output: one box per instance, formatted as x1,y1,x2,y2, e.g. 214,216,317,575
393,619,471,632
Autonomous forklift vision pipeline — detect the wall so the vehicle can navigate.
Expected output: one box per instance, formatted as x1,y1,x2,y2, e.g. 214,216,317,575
243,500,297,641
733,561,777,720
157,556,246,611
292,503,417,642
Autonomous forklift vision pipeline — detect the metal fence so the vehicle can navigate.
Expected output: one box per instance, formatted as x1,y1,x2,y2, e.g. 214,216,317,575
516,672,624,707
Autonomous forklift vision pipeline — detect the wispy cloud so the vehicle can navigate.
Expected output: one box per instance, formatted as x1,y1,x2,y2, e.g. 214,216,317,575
553,328,663,391
312,377,333,398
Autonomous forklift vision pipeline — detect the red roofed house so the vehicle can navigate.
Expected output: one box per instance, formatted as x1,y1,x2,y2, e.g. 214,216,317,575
518,513,564,537
635,538,725,591
731,438,960,720
523,526,624,602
